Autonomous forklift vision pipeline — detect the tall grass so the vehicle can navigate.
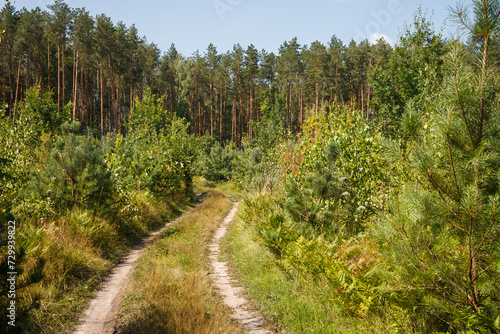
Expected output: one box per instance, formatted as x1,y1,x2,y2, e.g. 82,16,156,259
116,188,244,334
2,190,189,334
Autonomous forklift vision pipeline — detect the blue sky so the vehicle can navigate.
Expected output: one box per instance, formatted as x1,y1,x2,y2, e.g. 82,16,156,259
9,0,459,56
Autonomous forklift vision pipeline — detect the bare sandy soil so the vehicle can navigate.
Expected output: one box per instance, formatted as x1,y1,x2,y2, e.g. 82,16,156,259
209,201,273,334
74,198,272,334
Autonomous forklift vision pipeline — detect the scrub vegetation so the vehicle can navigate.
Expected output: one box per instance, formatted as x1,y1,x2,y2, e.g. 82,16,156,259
1,0,500,333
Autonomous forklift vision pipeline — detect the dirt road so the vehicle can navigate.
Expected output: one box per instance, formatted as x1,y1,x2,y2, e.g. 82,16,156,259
75,198,272,334
209,201,273,334
74,206,196,334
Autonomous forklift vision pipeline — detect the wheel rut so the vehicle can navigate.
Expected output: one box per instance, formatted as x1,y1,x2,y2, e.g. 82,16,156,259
74,203,199,334
209,201,273,334
75,197,272,334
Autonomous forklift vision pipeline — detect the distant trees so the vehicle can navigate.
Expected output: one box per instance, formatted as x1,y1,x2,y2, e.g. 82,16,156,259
1,1,161,136
0,0,393,142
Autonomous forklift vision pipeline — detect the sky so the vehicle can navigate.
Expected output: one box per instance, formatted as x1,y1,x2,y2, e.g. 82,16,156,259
8,0,460,56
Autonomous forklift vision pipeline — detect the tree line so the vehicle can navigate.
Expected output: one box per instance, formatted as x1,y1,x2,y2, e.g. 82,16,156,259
1,0,395,143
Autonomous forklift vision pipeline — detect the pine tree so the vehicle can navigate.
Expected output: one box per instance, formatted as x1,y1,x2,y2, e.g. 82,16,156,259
304,41,328,116
327,35,346,105
375,1,500,331
245,44,259,138
205,43,219,139
31,120,114,211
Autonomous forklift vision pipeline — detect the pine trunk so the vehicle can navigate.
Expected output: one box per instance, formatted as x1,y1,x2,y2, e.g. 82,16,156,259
231,94,236,142
196,77,201,136
57,44,60,113
13,54,22,122
73,49,78,119
47,41,50,93
220,87,224,144
315,81,319,115
62,42,66,110
1,40,5,104
8,41,13,111
100,57,104,137
249,79,254,139
210,82,213,139
109,58,115,132
170,81,175,117
130,60,133,113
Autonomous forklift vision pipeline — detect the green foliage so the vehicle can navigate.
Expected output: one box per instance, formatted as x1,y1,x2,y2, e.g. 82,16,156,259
128,87,168,134
0,86,199,332
280,108,392,235
175,99,191,122
228,86,290,191
16,87,70,136
282,142,349,233
236,106,405,325
241,192,383,320
23,121,114,214
200,141,237,182
279,235,381,318
254,85,287,151
0,87,70,221
108,89,201,197
369,9,445,139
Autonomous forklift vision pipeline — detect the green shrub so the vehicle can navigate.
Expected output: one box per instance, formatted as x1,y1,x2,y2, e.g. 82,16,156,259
108,90,201,197
279,108,393,235
200,142,237,182
26,121,114,213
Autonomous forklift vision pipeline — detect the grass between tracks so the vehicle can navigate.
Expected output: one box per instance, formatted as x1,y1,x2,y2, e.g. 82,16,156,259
116,186,244,334
3,190,190,334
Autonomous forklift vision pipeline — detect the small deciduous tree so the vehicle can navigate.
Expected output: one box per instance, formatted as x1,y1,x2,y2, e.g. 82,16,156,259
369,9,445,139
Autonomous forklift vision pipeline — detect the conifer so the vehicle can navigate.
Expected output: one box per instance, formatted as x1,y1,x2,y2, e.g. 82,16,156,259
375,1,500,331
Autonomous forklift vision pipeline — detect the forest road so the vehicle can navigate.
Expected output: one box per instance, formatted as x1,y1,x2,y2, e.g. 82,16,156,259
73,203,199,334
209,201,273,334
74,197,273,334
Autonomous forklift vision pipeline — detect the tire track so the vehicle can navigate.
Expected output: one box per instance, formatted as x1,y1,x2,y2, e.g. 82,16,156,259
74,203,200,334
209,201,273,334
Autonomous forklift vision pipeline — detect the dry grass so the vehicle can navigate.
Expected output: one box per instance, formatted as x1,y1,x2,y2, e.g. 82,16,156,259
117,188,244,334
1,190,189,334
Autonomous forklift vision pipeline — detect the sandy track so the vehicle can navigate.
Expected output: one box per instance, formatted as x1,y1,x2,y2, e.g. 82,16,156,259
74,204,198,334
209,201,273,334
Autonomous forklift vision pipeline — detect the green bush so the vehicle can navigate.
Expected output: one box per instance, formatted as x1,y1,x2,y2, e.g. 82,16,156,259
26,121,114,213
200,141,237,182
107,90,201,197
279,108,393,235
240,192,383,319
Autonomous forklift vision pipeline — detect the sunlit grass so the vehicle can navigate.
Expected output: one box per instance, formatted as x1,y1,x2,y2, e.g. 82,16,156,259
116,188,244,334
4,190,190,334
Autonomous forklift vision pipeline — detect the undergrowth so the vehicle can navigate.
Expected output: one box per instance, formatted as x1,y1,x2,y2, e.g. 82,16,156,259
0,190,190,334
221,191,401,334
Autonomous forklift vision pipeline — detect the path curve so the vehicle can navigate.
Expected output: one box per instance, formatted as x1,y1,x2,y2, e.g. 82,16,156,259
74,204,199,334
209,201,273,334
